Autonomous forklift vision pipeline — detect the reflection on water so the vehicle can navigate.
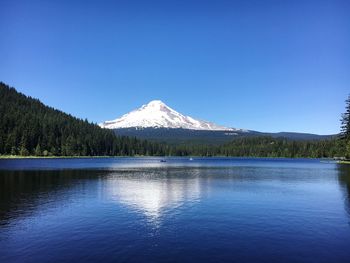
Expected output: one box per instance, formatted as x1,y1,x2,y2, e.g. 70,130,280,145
1,159,350,263
1,164,350,226
0,170,104,225
337,164,350,217
0,168,207,226
106,169,201,220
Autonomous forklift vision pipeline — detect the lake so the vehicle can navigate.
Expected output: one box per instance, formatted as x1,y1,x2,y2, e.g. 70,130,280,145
0,157,350,263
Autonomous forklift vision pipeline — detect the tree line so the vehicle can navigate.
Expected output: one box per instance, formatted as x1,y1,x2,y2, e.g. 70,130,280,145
168,136,344,158
0,82,348,158
0,82,167,156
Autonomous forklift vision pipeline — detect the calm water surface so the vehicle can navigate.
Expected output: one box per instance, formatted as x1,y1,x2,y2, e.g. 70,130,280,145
0,157,350,263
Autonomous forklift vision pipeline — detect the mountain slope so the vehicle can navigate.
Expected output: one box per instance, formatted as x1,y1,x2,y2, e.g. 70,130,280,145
114,127,335,145
102,100,334,145
0,82,166,156
100,100,237,131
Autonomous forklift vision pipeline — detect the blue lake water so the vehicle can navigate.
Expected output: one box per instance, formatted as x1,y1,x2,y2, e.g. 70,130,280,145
0,157,349,263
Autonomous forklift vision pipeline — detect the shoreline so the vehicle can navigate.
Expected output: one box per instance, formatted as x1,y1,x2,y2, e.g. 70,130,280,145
0,155,337,160
337,160,350,164
0,155,140,159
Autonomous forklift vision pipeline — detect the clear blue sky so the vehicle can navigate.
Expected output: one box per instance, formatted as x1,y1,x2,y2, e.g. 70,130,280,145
0,0,349,134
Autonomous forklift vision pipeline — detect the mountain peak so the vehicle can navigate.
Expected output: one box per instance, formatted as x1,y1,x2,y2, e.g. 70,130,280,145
142,100,169,111
146,100,165,106
100,100,236,131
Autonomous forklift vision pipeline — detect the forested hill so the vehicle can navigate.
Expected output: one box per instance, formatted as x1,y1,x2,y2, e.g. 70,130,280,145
0,82,167,156
0,82,344,158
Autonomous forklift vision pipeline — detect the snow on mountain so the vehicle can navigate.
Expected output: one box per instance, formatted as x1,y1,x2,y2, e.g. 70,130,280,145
99,100,237,131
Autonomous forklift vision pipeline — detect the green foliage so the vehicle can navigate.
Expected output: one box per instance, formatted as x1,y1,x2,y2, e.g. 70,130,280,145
168,136,341,158
222,136,341,158
34,144,42,156
340,94,350,158
0,82,344,158
0,82,166,156
341,95,350,139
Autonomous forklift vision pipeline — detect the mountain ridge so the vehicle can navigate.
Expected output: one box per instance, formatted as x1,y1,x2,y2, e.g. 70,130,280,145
101,99,335,144
100,100,240,131
114,127,335,145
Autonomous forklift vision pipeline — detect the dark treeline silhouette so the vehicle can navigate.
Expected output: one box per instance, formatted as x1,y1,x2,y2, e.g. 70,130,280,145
170,136,343,158
0,82,168,156
0,82,345,158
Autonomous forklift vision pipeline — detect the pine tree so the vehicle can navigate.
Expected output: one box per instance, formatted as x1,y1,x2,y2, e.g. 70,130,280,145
19,134,29,156
341,95,350,140
34,143,42,156
340,94,350,158
10,146,17,156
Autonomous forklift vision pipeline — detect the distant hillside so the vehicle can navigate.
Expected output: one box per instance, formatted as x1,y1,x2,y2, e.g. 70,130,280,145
114,127,335,145
0,82,341,158
0,82,165,156
166,135,341,158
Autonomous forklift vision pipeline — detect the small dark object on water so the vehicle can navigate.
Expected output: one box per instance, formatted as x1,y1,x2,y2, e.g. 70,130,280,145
160,159,167,162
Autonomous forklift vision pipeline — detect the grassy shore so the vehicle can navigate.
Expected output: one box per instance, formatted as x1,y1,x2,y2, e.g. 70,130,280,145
337,160,350,164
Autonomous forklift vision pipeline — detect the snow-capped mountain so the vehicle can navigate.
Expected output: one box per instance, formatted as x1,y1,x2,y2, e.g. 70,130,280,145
100,100,236,131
